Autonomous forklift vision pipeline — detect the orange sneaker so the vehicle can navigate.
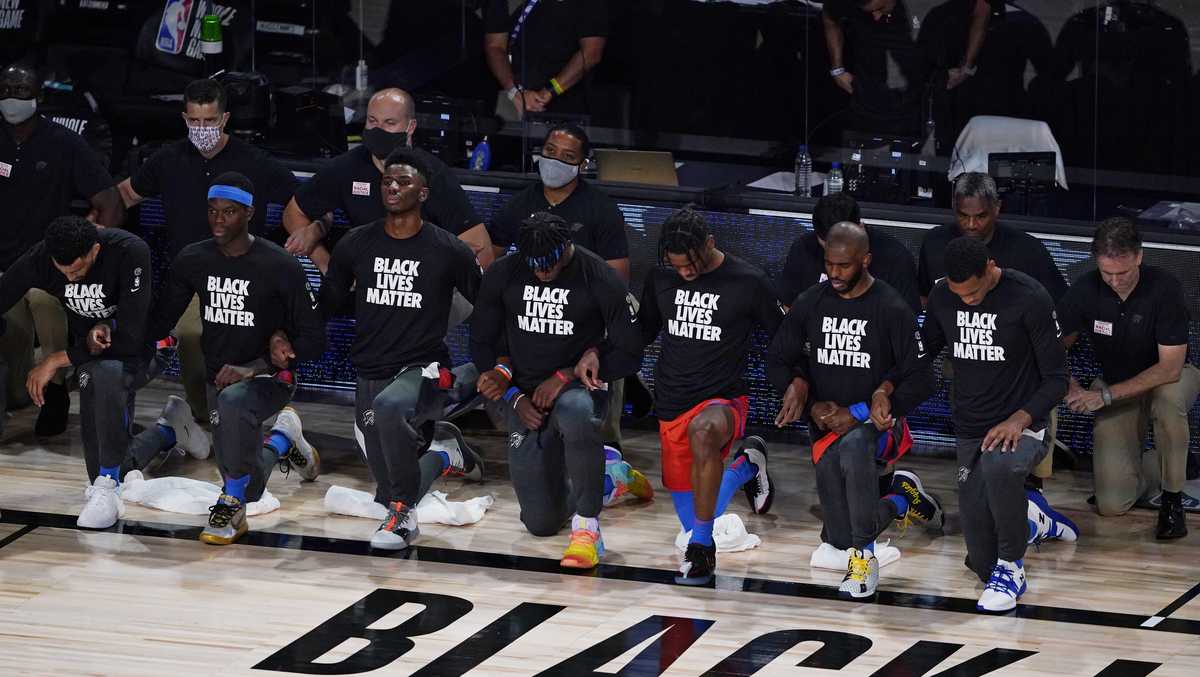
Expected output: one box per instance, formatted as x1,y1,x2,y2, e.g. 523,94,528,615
560,528,604,569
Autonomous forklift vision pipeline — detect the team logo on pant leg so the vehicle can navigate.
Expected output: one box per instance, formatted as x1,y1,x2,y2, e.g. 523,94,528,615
957,466,970,483
362,409,375,427
209,410,220,427
509,431,526,448
78,371,90,391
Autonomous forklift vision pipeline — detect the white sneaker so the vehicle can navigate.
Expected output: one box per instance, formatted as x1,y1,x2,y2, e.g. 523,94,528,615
77,475,124,529
736,436,774,515
838,548,879,599
371,500,419,550
271,407,320,481
977,559,1027,612
158,395,211,460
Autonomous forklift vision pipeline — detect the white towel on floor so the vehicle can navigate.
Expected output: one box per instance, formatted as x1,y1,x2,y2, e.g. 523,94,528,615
120,471,280,516
323,485,493,526
809,540,901,570
674,514,761,553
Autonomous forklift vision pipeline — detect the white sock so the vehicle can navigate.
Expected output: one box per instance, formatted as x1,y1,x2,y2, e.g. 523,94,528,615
572,514,600,533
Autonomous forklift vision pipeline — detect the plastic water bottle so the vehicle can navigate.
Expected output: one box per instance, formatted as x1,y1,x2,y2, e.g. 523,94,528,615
794,145,812,197
469,136,492,171
827,162,844,195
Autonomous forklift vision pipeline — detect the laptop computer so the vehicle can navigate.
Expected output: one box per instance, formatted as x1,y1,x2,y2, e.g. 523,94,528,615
595,149,679,187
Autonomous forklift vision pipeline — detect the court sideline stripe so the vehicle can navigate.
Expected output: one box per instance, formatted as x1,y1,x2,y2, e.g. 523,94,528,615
1152,580,1200,621
0,524,37,551
2,508,1198,637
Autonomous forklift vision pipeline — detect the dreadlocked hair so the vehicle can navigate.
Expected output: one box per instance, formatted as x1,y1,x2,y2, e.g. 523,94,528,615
518,211,573,271
657,205,711,270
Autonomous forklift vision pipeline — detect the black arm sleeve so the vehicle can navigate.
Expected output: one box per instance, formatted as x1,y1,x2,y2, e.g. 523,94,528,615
68,238,154,366
70,133,115,200
886,305,934,417
1019,287,1068,421
281,258,326,363
148,252,197,342
452,241,483,305
428,169,480,236
917,242,936,298
593,200,630,261
261,154,300,210
318,235,357,320
293,167,342,223
777,239,810,305
918,295,949,365
469,262,509,370
636,272,664,346
488,198,520,250
592,267,644,382
753,271,786,336
766,297,812,395
1055,282,1085,340
128,146,168,198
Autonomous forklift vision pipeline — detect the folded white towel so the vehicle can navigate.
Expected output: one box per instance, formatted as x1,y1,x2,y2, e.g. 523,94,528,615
323,485,493,526
121,471,280,516
674,513,761,553
809,540,901,570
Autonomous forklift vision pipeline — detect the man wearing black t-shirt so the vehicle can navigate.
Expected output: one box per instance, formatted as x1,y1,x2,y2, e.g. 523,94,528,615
282,88,494,275
1058,218,1200,539
117,79,299,425
1,64,123,436
768,222,939,599
471,212,647,570
321,148,486,550
919,171,1067,485
921,236,1068,612
483,0,607,117
0,216,154,529
489,124,633,449
778,193,919,311
129,173,326,546
639,207,784,586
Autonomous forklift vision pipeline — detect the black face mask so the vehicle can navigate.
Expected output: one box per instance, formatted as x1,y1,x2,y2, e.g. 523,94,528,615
363,127,409,160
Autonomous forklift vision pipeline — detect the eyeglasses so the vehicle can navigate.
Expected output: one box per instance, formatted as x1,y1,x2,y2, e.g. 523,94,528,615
0,84,36,99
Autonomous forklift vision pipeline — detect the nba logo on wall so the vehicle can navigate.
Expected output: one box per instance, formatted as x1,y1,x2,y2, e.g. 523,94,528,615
156,0,195,55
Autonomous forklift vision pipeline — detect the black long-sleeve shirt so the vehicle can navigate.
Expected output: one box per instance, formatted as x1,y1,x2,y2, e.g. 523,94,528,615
0,228,153,366
639,254,784,420
320,220,481,379
778,229,921,312
470,247,642,393
921,269,1068,437
150,237,326,382
767,279,932,421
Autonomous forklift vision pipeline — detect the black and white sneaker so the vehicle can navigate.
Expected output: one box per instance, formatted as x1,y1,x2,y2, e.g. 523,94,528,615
889,470,944,532
676,542,716,586
434,421,485,482
736,436,774,515
371,500,420,550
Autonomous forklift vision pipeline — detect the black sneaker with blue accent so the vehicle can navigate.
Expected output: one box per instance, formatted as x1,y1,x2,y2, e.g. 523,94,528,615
676,542,716,586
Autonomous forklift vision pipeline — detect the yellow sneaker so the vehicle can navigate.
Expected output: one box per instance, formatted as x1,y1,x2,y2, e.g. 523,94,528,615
560,529,604,569
603,447,654,506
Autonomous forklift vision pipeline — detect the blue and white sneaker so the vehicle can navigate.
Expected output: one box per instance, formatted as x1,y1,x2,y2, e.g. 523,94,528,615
1026,488,1078,544
977,559,1027,612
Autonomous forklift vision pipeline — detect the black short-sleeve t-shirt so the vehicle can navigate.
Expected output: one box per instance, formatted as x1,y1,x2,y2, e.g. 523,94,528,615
130,136,298,259
778,228,920,311
293,144,479,235
1057,265,1191,384
488,179,628,261
0,116,114,269
483,0,608,90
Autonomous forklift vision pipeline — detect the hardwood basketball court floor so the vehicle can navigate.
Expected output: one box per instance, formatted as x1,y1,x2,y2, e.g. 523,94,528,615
1,384,1198,676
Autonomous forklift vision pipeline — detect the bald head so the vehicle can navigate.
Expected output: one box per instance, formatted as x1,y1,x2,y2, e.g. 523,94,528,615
825,221,870,257
368,88,416,122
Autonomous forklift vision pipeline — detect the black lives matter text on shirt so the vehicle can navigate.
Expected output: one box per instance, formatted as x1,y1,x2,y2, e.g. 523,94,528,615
293,145,479,237
129,136,298,260
0,228,153,366
470,247,641,394
767,280,932,420
151,238,326,383
639,254,784,420
0,116,114,270
917,223,1067,300
1057,265,1191,385
488,179,629,261
483,0,608,92
778,229,920,311
321,220,481,379
921,269,1068,437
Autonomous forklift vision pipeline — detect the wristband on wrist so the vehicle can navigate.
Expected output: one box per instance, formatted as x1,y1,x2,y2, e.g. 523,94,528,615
494,364,513,381
549,78,565,96
505,86,519,101
554,369,571,384
1100,385,1113,407
849,402,871,423
830,67,847,78
503,386,521,402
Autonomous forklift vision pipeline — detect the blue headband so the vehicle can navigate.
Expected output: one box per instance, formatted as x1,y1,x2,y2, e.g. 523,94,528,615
526,244,565,272
207,185,254,207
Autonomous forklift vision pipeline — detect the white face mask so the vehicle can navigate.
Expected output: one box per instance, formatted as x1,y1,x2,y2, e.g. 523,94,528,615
0,98,37,125
188,124,222,153
538,156,580,189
